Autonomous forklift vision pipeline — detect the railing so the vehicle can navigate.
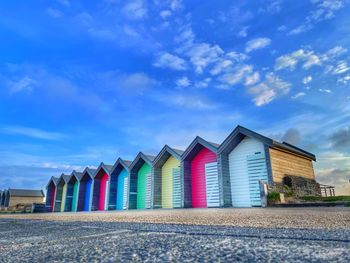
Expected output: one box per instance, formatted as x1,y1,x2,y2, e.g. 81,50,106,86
320,184,335,197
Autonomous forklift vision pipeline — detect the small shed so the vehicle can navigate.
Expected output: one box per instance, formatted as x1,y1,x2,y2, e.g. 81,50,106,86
153,145,183,209
45,176,59,212
77,168,95,212
182,137,221,208
129,152,155,209
92,163,113,211
218,125,316,207
6,189,44,207
108,158,132,210
0,190,5,207
0,190,3,207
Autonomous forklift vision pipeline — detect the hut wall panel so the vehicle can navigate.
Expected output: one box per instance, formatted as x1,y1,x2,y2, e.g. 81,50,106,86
99,173,108,210
218,154,232,207
269,148,315,183
54,186,63,212
92,179,100,211
182,160,192,208
129,171,137,209
137,163,151,209
65,183,74,212
60,184,67,212
191,148,217,208
153,167,162,208
117,169,128,210
161,156,180,208
77,181,86,211
108,173,118,210
72,181,79,212
9,196,44,207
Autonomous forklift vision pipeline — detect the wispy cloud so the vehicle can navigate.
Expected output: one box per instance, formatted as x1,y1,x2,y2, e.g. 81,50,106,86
275,49,321,71
248,72,291,106
245,37,271,53
176,76,190,87
1,126,67,140
6,76,36,95
153,52,187,70
47,8,63,18
291,92,306,99
288,0,346,35
122,0,148,20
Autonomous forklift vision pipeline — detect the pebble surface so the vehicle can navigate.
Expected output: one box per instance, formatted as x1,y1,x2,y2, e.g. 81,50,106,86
0,208,349,262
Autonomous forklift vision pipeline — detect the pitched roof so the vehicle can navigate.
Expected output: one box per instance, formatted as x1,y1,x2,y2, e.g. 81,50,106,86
182,136,219,161
9,189,44,197
218,125,316,161
129,152,156,172
71,171,84,181
153,145,184,167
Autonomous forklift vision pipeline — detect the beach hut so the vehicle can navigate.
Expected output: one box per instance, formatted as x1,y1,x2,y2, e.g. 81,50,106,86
92,163,113,211
108,158,132,210
182,137,221,208
218,125,316,207
153,145,184,209
45,176,59,212
4,190,10,207
77,168,95,212
64,171,83,212
54,174,71,212
0,190,4,207
129,152,155,209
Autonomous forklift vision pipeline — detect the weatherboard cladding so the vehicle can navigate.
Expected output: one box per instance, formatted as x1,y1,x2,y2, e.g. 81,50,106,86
46,180,57,212
77,168,95,212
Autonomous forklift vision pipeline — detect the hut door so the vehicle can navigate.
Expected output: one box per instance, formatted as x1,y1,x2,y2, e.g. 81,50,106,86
123,176,128,210
172,167,182,208
247,153,268,206
205,162,220,207
145,172,152,209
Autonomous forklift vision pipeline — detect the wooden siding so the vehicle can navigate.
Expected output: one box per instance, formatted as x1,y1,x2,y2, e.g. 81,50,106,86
161,156,180,208
9,196,44,207
191,147,217,208
269,148,315,183
137,162,151,209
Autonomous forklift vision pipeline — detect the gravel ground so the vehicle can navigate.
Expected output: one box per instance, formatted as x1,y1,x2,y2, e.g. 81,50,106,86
0,208,349,262
0,218,349,262
0,207,349,229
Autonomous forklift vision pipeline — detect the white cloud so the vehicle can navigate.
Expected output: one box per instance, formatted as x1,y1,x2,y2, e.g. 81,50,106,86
249,72,291,106
277,25,287,31
245,37,271,53
7,76,36,95
47,8,63,18
331,61,350,75
319,88,332,93
155,94,217,110
238,27,249,38
153,52,187,71
210,59,233,75
57,0,70,7
291,92,306,99
219,65,253,86
288,0,345,35
160,10,172,19
245,72,260,86
1,126,67,140
176,76,190,87
303,76,313,84
170,0,183,11
186,43,224,74
275,49,321,71
122,0,148,20
194,78,211,89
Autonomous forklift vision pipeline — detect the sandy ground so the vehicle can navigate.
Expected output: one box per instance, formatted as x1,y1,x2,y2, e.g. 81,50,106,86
1,207,349,229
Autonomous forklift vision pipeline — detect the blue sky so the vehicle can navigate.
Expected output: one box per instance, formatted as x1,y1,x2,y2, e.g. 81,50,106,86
0,0,349,195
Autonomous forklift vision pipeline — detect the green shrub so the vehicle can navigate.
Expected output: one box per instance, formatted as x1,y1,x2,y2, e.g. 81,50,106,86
267,192,280,202
301,195,350,202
